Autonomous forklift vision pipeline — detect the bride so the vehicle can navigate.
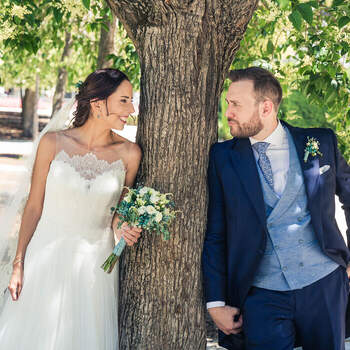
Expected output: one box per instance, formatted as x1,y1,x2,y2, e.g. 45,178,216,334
0,68,142,349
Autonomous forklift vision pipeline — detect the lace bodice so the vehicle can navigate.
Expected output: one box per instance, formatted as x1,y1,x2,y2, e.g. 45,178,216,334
36,150,126,240
55,150,125,181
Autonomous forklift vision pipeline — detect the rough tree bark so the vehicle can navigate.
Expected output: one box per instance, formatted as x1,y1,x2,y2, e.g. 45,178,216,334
106,1,258,349
22,74,39,139
97,9,117,69
51,31,73,118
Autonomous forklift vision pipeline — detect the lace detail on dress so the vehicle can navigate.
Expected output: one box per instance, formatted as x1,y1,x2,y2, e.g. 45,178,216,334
54,150,125,181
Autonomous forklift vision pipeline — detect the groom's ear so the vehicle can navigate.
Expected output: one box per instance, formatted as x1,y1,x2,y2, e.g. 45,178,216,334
260,98,274,118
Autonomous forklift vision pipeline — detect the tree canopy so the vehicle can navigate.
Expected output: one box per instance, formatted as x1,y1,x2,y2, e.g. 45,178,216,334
219,0,350,159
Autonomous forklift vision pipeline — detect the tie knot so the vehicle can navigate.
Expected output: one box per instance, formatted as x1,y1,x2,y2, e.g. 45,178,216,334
253,142,270,155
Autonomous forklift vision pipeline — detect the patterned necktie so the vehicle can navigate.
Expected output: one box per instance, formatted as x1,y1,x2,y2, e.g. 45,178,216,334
252,142,274,190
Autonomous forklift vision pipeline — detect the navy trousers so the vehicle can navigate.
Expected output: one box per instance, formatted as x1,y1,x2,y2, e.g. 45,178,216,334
243,267,349,350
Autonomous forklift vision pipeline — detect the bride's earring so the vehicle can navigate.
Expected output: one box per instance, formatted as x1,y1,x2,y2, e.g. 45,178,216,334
96,104,101,119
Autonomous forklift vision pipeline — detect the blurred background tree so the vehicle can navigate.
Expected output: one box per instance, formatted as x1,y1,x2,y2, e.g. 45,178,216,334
0,0,140,137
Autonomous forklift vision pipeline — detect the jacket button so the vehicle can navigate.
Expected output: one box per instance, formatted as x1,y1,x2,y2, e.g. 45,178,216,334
299,262,304,267
297,217,303,222
282,266,288,271
298,239,304,244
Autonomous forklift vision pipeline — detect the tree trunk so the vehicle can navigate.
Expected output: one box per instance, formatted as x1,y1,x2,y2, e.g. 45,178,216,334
97,9,117,69
106,1,258,349
51,31,73,118
22,75,39,139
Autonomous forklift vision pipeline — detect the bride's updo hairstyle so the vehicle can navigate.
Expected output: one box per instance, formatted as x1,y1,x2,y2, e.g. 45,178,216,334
72,68,129,127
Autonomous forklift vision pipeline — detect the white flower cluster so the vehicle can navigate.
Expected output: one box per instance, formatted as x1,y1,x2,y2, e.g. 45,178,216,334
55,0,86,20
11,4,30,19
117,186,177,237
123,187,172,224
0,21,15,41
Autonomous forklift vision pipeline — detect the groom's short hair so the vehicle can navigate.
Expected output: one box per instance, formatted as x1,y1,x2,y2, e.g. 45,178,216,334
228,67,282,111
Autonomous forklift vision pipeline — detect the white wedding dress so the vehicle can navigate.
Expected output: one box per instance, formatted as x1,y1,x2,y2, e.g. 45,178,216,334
0,134,125,350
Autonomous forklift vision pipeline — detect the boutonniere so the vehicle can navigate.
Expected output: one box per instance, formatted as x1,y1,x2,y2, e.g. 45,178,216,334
304,136,323,162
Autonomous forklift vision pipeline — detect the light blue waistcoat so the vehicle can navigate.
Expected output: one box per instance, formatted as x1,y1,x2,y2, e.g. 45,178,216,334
252,128,339,291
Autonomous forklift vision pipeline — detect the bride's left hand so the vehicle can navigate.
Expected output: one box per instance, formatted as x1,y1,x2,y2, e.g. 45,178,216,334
115,222,141,246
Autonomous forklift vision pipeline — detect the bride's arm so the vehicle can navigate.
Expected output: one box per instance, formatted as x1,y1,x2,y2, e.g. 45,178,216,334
112,142,142,246
13,133,56,262
8,133,56,300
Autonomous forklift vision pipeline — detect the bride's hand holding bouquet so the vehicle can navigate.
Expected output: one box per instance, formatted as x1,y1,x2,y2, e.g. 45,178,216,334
101,186,178,273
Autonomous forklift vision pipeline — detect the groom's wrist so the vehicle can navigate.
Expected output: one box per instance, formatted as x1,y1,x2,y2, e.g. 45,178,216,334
207,301,225,309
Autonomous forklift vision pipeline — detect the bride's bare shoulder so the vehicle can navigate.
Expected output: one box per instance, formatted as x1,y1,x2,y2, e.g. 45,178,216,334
40,132,57,147
37,132,57,159
126,141,142,160
116,136,141,159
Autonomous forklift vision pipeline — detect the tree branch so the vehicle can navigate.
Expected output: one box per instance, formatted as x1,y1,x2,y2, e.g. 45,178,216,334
105,0,154,42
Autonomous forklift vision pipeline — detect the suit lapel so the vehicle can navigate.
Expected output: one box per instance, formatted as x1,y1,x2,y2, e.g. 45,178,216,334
282,121,321,201
282,121,322,231
229,138,267,229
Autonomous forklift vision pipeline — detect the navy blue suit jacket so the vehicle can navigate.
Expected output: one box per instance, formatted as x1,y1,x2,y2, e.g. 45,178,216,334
202,121,350,349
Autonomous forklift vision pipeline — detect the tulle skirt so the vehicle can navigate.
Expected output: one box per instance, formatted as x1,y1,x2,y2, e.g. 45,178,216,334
0,221,119,350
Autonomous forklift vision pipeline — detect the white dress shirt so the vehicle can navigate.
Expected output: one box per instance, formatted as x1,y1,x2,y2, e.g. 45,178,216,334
206,121,290,309
250,121,289,196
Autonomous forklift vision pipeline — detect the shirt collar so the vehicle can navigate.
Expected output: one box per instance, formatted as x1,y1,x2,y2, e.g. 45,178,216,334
249,120,286,147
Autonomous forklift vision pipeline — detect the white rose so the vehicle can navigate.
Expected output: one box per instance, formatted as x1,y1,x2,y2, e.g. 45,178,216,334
138,206,146,215
150,194,159,204
137,198,146,206
124,194,131,203
139,187,149,195
155,212,163,222
150,188,159,195
146,205,157,215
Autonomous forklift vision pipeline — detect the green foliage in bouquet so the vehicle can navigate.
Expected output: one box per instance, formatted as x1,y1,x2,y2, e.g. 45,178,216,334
111,186,178,241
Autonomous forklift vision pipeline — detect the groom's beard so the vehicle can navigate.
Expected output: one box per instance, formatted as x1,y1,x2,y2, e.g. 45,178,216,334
228,109,263,138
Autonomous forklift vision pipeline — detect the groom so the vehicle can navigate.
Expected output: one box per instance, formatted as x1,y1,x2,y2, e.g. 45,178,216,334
202,67,350,350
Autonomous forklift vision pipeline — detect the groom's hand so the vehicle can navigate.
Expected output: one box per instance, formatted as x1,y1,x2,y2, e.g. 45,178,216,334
208,306,243,335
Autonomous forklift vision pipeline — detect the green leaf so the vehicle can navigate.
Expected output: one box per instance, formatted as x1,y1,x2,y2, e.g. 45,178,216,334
296,4,313,25
267,40,274,55
23,40,33,54
82,0,90,10
325,89,337,105
289,10,302,31
53,8,63,23
333,0,344,6
13,16,21,25
278,0,289,10
338,16,350,29
306,1,319,8
101,23,109,32
340,41,349,55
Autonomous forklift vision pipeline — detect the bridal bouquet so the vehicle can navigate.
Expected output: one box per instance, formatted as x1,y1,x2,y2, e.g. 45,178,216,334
101,186,178,273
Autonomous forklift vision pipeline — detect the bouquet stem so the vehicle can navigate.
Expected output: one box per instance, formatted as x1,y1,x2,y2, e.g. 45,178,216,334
101,237,126,273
